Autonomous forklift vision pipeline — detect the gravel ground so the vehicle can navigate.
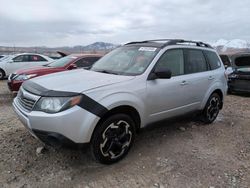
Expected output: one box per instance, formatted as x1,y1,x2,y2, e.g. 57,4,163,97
0,80,249,188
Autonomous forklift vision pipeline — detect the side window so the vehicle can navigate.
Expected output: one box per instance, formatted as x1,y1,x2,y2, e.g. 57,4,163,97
204,51,221,70
75,57,100,68
219,55,231,67
184,49,208,74
13,55,29,62
155,49,184,76
30,55,47,62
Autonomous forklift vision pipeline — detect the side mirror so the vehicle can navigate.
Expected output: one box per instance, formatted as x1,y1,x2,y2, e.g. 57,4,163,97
68,64,77,70
148,67,172,80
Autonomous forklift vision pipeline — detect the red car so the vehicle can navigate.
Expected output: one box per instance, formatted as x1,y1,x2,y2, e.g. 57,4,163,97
7,54,103,93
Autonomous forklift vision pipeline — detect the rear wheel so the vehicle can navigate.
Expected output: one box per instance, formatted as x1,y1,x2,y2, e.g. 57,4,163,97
201,93,221,124
91,114,135,164
0,69,5,80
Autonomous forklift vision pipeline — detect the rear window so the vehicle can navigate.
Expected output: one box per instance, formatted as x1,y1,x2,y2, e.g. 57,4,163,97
204,51,221,70
235,56,250,67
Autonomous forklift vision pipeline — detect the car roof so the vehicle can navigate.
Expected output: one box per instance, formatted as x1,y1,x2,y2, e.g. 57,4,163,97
125,39,213,49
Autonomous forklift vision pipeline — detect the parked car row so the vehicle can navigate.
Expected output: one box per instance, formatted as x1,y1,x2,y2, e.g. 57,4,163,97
12,39,228,164
0,53,54,79
7,54,102,93
220,53,250,93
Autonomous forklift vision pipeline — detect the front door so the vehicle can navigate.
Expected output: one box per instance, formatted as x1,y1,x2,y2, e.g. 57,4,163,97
146,49,196,123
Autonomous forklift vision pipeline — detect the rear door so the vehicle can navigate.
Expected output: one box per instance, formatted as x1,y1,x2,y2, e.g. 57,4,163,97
182,48,212,105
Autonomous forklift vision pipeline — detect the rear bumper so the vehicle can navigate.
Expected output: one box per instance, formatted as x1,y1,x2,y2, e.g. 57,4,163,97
228,79,250,93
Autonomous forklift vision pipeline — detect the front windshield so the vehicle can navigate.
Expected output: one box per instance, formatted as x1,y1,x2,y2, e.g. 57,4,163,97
47,56,78,67
91,46,160,75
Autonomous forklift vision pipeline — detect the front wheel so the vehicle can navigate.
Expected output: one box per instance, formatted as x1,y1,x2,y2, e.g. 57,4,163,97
0,69,5,80
91,114,135,164
201,93,222,124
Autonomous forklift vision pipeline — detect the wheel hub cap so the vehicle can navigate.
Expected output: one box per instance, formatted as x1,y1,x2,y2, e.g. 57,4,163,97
100,120,132,159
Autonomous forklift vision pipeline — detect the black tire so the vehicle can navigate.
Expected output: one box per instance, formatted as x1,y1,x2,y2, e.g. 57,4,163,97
91,114,136,164
201,93,221,124
0,69,5,80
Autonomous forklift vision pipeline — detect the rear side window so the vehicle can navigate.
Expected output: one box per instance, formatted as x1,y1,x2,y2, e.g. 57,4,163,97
30,55,47,62
204,51,221,70
184,49,208,74
155,49,184,76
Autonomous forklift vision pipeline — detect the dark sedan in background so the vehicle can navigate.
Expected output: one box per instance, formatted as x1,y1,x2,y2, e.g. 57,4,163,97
8,54,102,93
227,53,250,93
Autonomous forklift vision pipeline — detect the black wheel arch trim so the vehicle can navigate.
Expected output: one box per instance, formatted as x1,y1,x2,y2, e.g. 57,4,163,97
22,80,108,117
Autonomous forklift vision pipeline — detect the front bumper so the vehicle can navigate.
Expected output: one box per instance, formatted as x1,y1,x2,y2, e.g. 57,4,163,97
228,79,250,93
13,97,100,144
7,80,23,93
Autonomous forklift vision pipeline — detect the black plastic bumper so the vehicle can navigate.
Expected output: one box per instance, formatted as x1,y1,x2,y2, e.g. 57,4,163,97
32,129,88,148
228,79,250,93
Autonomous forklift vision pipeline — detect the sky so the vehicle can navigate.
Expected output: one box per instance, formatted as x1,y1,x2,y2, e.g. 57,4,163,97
0,0,250,47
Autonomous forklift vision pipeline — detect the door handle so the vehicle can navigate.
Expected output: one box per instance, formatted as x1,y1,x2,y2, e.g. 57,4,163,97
208,76,215,80
180,81,188,86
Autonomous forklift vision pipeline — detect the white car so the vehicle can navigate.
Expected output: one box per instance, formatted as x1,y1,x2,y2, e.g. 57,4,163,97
0,55,11,61
13,39,227,164
0,53,53,79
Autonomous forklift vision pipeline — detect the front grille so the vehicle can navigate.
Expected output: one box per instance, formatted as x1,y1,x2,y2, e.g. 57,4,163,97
17,90,37,111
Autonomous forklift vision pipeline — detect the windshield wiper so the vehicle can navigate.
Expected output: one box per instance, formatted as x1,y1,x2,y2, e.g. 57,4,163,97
94,69,119,75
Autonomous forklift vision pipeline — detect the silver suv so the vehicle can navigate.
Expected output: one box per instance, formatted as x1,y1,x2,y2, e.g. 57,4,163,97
13,39,227,164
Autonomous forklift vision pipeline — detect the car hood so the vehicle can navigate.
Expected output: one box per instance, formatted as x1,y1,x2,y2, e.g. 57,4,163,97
27,69,135,94
15,66,63,75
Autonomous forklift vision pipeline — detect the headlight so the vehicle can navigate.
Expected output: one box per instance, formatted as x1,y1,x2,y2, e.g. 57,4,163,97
228,73,238,79
14,74,37,81
34,95,82,113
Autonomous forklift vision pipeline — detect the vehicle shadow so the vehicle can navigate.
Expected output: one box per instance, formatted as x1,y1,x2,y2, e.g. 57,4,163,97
228,92,250,98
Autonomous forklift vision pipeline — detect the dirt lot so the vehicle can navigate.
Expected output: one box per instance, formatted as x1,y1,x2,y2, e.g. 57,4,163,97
0,80,249,188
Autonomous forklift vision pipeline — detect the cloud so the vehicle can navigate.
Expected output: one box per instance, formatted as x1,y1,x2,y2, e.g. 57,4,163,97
0,0,249,46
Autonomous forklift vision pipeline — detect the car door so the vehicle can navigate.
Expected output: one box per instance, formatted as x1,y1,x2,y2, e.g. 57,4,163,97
182,48,212,105
28,55,49,67
6,55,30,75
146,49,196,123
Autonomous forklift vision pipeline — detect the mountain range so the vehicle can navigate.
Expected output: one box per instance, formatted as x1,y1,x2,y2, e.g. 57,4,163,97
211,39,250,54
1,40,250,56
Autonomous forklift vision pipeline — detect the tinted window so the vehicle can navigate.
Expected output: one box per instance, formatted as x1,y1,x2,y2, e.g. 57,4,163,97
235,56,250,67
76,57,101,68
155,49,184,76
204,51,221,70
30,55,47,62
219,55,231,67
13,55,29,62
185,49,208,74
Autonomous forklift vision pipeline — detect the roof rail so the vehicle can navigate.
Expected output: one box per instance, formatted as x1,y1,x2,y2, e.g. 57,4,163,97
125,39,213,49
